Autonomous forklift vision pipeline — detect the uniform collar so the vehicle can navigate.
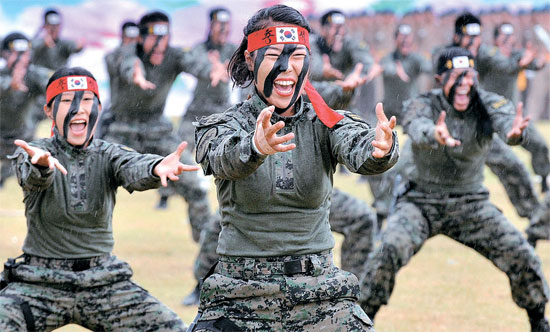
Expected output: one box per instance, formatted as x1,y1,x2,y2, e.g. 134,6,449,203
248,91,305,126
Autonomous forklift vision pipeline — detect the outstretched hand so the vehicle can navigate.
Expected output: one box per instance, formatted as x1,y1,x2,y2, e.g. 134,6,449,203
434,111,461,147
208,50,229,88
322,54,344,80
506,102,530,140
253,106,296,155
335,63,367,92
133,59,156,90
154,141,200,187
372,103,397,158
14,139,67,175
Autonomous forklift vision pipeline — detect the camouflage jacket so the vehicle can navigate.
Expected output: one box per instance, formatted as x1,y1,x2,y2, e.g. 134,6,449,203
476,44,543,103
194,93,398,257
380,51,432,117
10,135,163,258
0,65,51,138
185,41,237,119
403,88,522,194
31,38,82,70
112,44,211,124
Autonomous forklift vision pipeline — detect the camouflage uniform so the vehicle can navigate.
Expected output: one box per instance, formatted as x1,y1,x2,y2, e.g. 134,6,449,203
0,65,50,187
193,188,378,283
359,88,550,319
190,93,398,331
477,44,550,184
177,41,236,146
0,135,186,331
528,192,550,243
28,37,82,133
103,44,215,242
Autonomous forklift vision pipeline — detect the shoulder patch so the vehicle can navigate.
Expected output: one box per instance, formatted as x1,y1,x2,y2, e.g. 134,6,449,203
196,127,217,163
491,99,508,109
336,110,366,123
120,145,135,152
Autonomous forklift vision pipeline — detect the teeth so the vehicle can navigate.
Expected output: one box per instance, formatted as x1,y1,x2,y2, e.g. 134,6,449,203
72,120,86,124
275,80,294,86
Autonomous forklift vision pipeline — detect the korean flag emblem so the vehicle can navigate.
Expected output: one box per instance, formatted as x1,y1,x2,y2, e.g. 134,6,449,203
276,27,297,42
68,76,88,90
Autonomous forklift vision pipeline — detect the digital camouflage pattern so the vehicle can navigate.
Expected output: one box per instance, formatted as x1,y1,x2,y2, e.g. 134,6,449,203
0,255,186,331
193,252,374,332
359,189,550,312
527,192,550,243
192,188,378,282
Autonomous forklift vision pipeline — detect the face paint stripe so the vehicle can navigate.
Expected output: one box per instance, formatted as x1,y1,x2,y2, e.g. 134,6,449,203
52,94,62,125
284,51,309,113
253,47,268,85
63,91,84,142
85,97,100,146
264,44,297,103
447,71,468,108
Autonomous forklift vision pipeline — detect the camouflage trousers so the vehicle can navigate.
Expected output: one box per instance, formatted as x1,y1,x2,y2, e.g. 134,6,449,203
0,254,186,331
358,187,550,315
192,251,374,332
527,192,550,242
368,136,544,222
192,188,378,283
104,119,213,242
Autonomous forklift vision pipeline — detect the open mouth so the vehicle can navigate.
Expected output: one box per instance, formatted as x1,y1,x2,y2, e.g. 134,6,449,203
454,88,470,109
69,119,87,135
273,79,295,97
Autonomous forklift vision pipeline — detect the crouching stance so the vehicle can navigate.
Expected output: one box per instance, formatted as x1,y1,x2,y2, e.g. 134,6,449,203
0,67,194,331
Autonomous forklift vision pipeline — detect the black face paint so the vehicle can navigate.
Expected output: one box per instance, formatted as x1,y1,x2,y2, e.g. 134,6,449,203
9,52,23,72
84,96,100,147
502,34,511,48
446,71,468,108
254,44,309,114
62,91,85,143
142,35,163,64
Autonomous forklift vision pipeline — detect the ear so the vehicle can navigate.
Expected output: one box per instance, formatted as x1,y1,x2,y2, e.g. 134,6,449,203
244,50,254,71
43,102,53,120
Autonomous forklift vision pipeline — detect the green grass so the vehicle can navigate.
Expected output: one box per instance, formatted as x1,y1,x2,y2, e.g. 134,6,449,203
0,121,549,332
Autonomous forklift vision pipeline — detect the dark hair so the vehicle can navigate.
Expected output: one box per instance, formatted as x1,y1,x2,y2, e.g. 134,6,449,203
454,12,481,35
228,5,311,88
1,32,29,51
121,21,137,33
46,67,97,106
320,10,345,26
139,11,169,35
209,7,230,22
435,46,474,75
44,8,60,24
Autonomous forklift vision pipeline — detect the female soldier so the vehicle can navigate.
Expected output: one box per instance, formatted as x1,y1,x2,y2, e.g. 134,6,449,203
191,5,398,332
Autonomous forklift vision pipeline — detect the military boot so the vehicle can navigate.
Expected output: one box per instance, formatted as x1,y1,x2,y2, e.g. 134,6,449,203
182,282,201,306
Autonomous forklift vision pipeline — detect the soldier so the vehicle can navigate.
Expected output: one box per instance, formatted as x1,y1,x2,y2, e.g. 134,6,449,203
190,5,398,331
445,13,550,246
358,47,550,332
177,7,236,146
96,21,140,139
31,9,84,71
309,10,382,123
103,11,222,244
0,67,193,331
367,23,432,222
0,33,51,188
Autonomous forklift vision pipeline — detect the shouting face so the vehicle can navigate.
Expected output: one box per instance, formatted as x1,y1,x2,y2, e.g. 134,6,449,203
140,22,170,66
45,90,101,147
440,68,477,111
246,42,310,114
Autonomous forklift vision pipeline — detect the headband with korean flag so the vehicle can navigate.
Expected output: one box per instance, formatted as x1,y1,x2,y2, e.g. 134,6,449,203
247,26,343,128
46,76,101,105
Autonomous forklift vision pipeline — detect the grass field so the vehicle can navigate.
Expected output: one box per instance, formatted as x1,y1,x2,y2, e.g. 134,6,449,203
0,120,549,332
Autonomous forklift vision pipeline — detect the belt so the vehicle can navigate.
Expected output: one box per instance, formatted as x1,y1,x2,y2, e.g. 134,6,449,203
218,251,333,279
23,254,110,272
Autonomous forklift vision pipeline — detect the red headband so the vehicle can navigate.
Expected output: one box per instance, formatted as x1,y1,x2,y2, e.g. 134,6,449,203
46,76,100,105
247,26,310,53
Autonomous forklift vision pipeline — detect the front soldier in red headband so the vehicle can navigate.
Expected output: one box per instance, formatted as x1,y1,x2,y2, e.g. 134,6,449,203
0,67,197,331
191,5,398,332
